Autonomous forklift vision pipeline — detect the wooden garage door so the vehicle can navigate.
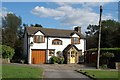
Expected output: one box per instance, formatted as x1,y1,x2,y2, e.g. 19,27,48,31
31,50,46,64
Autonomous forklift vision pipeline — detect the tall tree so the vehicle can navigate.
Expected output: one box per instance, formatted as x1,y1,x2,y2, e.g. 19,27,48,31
2,13,23,59
86,20,120,49
2,13,22,48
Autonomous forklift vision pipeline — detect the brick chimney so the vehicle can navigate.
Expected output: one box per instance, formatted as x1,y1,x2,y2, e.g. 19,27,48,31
74,27,81,33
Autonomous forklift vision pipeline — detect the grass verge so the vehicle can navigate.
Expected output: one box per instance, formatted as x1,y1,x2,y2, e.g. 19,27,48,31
2,65,43,80
76,69,119,80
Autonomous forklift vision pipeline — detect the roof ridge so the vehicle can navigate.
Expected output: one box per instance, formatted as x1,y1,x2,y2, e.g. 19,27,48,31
26,26,74,31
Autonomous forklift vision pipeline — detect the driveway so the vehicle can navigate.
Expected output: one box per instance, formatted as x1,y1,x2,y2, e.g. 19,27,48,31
30,64,92,79
44,69,90,79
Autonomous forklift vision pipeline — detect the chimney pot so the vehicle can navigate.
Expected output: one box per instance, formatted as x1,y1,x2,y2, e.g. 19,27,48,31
74,27,81,33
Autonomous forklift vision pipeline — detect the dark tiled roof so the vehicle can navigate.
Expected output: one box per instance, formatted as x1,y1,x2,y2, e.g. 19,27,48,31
63,44,80,52
25,27,86,38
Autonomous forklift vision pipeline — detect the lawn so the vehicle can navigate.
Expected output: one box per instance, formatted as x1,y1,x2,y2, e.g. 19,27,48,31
77,70,119,79
2,65,43,80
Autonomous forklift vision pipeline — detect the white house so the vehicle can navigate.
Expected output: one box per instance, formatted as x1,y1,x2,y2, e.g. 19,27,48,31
23,26,86,64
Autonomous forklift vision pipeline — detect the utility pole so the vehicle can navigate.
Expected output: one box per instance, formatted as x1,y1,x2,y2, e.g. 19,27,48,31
97,5,102,69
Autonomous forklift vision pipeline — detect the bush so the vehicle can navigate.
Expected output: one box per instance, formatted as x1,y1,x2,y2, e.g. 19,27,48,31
50,56,64,64
56,51,61,56
102,52,115,58
1,45,15,60
50,56,59,64
100,52,115,66
100,64,108,69
20,59,25,64
58,56,64,64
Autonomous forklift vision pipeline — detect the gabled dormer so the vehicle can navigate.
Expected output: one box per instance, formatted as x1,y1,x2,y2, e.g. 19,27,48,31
33,30,45,43
71,33,80,44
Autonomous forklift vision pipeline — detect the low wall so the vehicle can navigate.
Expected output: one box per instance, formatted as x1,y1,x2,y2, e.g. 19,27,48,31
116,62,120,70
2,58,10,63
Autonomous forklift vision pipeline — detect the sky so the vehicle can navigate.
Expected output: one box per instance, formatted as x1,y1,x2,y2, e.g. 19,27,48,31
1,2,119,33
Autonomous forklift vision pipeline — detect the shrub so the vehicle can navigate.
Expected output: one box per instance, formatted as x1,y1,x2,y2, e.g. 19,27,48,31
20,59,25,64
102,52,115,58
1,45,15,60
50,56,59,64
58,56,64,64
100,64,108,69
100,52,115,65
56,51,61,56
50,56,64,64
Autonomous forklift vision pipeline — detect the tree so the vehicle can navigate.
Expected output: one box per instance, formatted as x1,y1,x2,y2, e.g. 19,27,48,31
86,20,120,49
2,13,23,60
2,13,22,48
85,25,99,49
30,24,43,28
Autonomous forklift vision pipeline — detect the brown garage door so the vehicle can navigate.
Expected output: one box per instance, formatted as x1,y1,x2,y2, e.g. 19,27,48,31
31,50,46,64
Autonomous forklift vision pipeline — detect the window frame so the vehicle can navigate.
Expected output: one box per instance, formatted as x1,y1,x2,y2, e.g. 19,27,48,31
52,39,62,45
71,37,80,44
49,50,55,56
34,35,45,43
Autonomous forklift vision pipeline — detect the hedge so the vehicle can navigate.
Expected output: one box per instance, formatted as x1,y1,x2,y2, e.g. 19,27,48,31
89,48,120,51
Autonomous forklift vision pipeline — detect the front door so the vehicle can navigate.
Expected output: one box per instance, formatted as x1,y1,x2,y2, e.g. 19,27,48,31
70,51,75,63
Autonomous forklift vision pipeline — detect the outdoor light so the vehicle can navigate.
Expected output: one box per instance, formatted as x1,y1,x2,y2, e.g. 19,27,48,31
30,42,34,46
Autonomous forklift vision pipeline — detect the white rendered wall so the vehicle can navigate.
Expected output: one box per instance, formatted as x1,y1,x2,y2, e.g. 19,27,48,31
30,31,47,49
28,31,85,63
72,33,85,55
47,37,71,61
29,31,47,64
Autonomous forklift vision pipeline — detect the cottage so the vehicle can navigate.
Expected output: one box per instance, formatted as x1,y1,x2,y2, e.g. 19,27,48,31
23,26,86,64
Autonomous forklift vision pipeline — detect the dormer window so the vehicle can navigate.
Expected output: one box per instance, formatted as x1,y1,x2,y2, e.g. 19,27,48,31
71,37,80,44
34,35,45,43
52,39,62,45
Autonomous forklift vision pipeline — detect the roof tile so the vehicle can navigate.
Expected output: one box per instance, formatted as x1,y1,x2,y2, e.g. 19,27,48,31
25,27,86,38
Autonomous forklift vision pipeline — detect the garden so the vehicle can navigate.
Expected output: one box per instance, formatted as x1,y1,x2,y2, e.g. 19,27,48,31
86,48,120,69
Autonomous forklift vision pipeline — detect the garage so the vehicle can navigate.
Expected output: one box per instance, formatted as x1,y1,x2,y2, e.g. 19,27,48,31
31,50,46,64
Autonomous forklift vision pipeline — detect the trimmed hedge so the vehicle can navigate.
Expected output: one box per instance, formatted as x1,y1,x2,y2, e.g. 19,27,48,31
89,48,120,51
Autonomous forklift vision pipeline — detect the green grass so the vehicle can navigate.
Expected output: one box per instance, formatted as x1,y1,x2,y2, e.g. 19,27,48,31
77,70,119,79
2,65,43,79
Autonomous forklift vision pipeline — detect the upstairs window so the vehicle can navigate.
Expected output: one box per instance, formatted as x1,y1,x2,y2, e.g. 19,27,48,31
52,39,62,45
71,37,80,44
34,35,45,43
